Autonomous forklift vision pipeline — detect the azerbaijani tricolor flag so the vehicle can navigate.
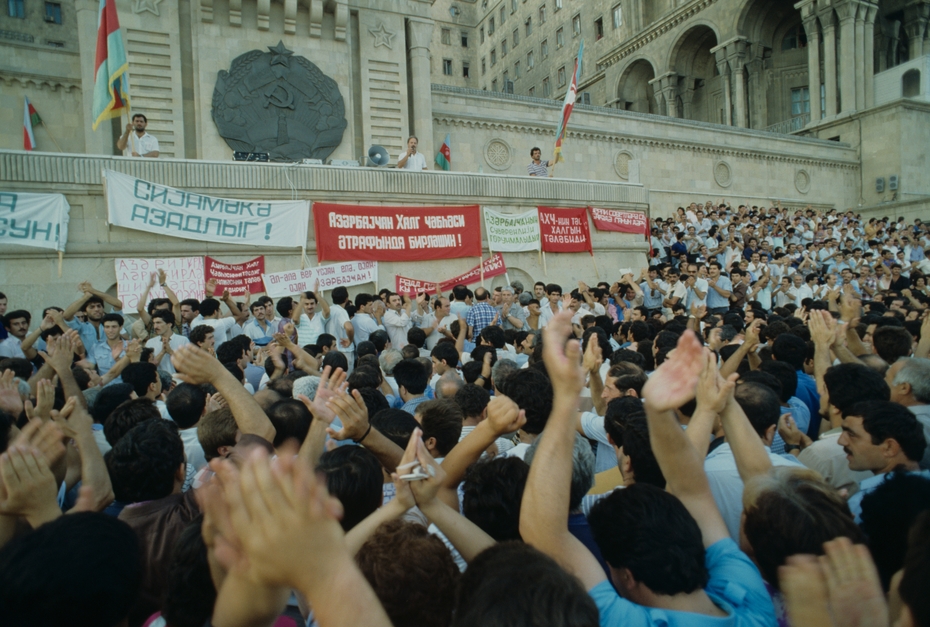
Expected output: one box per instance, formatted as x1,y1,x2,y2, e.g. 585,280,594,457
435,133,451,171
552,39,584,164
23,97,40,151
91,0,129,131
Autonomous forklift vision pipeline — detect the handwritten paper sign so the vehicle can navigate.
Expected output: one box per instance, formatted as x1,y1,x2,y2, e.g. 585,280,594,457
115,257,205,314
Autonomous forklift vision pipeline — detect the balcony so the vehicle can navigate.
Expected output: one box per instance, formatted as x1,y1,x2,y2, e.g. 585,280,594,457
764,113,810,135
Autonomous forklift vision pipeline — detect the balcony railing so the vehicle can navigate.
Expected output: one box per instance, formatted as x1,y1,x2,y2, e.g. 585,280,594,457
765,113,810,135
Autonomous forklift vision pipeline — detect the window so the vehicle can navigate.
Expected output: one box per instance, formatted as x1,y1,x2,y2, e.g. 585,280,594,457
572,14,581,36
580,91,591,105
489,18,495,35
903,69,921,97
511,0,517,13
492,79,498,91
539,4,546,23
443,59,453,75
543,76,551,97
44,1,61,22
791,87,810,116
612,4,622,29
556,27,564,48
529,86,535,97
558,65,566,86
461,31,469,47
503,70,509,83
513,28,519,46
525,17,532,36
514,60,521,78
782,25,807,51
502,39,508,56
500,6,505,24
463,62,470,78
491,48,497,65
8,0,24,18
527,50,535,69
480,27,485,43
541,38,548,58
441,28,451,45
482,57,487,74
555,0,562,10
594,17,603,40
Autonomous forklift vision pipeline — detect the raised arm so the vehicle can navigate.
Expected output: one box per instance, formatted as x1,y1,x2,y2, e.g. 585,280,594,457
136,273,157,325
326,388,404,474
172,344,276,443
79,281,123,310
519,310,607,590
641,332,730,548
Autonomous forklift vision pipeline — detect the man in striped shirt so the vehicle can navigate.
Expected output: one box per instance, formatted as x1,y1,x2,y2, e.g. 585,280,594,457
527,147,553,177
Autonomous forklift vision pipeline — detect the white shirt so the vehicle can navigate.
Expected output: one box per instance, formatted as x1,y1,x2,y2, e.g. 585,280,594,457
145,333,190,373
296,312,329,348
351,312,383,345
412,311,456,350
0,336,25,359
326,304,354,353
398,151,427,170
383,309,412,349
190,316,239,350
127,131,159,157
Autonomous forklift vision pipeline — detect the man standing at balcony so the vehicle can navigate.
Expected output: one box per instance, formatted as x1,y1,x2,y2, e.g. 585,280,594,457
527,147,553,176
117,114,159,158
397,136,427,170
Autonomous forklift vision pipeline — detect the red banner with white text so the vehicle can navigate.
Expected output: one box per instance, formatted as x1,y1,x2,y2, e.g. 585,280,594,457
537,206,593,254
395,253,507,295
588,207,648,234
313,202,481,262
204,256,265,296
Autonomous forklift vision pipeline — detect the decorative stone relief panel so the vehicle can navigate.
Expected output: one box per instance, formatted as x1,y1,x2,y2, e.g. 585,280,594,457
795,169,811,194
614,150,634,180
484,138,513,170
714,160,732,188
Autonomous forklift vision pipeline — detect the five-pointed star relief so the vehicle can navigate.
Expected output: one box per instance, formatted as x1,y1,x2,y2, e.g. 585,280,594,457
268,41,294,67
132,0,162,15
369,23,395,49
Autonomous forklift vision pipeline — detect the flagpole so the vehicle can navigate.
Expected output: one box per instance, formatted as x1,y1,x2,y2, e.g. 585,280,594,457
41,122,64,153
591,253,600,280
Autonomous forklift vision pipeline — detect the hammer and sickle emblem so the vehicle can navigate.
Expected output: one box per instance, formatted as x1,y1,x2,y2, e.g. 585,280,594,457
264,84,296,109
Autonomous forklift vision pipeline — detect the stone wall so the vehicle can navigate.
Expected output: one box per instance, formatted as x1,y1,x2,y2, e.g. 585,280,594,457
0,150,648,316
431,84,861,213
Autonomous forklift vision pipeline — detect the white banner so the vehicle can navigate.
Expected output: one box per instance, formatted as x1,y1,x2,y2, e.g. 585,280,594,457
116,257,205,314
104,169,309,248
0,191,70,252
483,207,541,252
262,261,378,298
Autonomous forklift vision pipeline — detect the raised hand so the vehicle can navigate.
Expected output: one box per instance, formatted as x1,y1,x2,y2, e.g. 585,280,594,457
542,309,586,398
51,396,93,440
582,332,603,374
695,350,736,415
642,331,704,413
820,538,889,627
205,278,218,297
0,370,24,417
325,388,369,442
10,419,65,467
743,319,763,349
485,394,526,436
30,378,56,421
171,344,223,386
297,366,347,426
157,268,168,285
777,413,811,449
809,310,836,347
0,445,61,527
40,334,75,374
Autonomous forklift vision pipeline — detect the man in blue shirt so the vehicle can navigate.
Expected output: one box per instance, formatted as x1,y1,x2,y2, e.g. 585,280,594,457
706,262,733,315
521,312,776,627
63,283,125,352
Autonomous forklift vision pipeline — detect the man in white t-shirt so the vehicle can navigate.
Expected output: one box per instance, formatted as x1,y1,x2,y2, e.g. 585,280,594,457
397,135,427,170
189,298,241,351
116,113,159,157
326,286,355,371
662,268,688,316
144,310,189,374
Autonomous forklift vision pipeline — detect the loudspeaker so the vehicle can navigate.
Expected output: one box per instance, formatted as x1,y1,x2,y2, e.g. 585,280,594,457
366,145,390,167
233,151,269,162
889,175,899,191
876,177,885,193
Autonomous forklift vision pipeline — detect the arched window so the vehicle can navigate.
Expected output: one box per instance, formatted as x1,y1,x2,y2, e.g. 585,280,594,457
903,69,921,97
781,26,808,51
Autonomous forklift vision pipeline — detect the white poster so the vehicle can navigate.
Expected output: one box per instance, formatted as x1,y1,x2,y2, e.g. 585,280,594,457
483,207,541,252
0,191,70,252
104,169,309,248
115,257,205,314
262,261,378,298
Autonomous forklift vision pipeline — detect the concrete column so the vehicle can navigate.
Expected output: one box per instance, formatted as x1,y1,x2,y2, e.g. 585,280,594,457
836,2,857,113
649,78,666,116
802,15,822,123
711,45,732,125
680,84,695,119
406,18,434,162
864,5,877,107
746,44,766,128
727,39,749,128
855,2,866,110
820,12,839,117
75,0,114,155
658,72,679,117
904,2,930,58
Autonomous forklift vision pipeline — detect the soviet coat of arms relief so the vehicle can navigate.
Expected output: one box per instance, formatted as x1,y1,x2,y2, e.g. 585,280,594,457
212,41,348,161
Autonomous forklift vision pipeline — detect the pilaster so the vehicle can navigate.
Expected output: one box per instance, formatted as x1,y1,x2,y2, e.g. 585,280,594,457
407,17,435,161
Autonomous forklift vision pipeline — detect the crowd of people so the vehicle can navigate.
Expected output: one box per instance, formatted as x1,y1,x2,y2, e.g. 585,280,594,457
0,202,928,627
